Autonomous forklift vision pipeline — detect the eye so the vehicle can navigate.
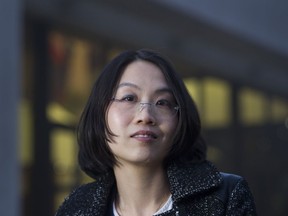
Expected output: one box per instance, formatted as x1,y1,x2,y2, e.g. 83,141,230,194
120,95,137,102
156,99,173,108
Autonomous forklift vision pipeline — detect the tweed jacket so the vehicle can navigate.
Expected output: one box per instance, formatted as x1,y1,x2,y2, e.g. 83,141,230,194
55,161,257,216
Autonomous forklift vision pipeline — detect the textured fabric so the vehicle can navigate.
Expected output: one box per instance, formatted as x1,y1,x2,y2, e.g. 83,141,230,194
55,161,257,216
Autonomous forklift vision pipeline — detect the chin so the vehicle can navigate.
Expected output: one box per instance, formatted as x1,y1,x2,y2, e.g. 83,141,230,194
132,156,165,166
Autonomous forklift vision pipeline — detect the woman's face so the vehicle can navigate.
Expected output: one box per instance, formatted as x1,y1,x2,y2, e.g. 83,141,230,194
106,60,178,166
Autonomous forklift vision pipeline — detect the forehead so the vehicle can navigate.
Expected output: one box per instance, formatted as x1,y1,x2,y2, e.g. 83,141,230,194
118,60,169,88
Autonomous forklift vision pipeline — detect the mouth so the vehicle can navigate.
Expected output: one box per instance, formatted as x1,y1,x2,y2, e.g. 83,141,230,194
131,130,158,139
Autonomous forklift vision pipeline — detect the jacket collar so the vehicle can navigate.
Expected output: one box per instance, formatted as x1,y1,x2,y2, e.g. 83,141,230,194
91,161,221,214
167,160,222,201
82,172,115,216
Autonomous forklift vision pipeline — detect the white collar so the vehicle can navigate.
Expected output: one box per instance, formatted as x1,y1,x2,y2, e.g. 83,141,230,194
112,195,173,216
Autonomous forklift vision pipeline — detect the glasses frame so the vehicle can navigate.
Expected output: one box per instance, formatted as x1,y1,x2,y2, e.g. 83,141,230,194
111,98,180,118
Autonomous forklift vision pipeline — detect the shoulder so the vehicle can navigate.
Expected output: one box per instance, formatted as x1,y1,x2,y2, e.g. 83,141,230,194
55,182,99,216
217,172,257,215
215,172,243,203
55,173,115,216
167,160,222,199
166,161,257,215
218,172,254,200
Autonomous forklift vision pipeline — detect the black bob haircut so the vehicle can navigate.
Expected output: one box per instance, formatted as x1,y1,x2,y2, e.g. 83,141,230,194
77,49,206,178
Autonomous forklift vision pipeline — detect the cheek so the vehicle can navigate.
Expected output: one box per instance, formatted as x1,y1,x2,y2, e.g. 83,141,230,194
164,118,178,141
167,117,178,132
106,107,130,134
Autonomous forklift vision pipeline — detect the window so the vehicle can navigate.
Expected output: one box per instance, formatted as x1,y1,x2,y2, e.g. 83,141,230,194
239,88,268,125
202,77,231,128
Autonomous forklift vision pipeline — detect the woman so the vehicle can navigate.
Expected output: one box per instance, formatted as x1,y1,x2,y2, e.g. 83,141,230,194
56,49,257,215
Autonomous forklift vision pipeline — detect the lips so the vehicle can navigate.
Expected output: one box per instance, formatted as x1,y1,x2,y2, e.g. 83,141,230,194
131,130,158,139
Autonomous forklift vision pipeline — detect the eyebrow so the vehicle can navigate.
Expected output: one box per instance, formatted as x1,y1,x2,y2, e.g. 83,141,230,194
117,82,173,94
118,82,141,90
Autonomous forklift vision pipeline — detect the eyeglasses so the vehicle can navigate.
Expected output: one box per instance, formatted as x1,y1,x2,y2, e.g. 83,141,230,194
111,98,179,118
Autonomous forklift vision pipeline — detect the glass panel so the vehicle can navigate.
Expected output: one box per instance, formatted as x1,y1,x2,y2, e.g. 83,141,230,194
47,31,109,210
202,77,231,128
20,99,33,165
184,77,202,114
51,128,77,209
239,88,268,125
48,31,103,119
271,97,288,123
207,145,223,163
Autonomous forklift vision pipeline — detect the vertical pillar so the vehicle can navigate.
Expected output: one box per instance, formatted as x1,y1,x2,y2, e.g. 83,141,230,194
29,20,54,216
0,0,22,215
231,83,243,173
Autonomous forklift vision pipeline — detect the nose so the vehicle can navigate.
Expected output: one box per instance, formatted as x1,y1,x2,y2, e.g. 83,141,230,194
135,103,156,125
138,102,153,112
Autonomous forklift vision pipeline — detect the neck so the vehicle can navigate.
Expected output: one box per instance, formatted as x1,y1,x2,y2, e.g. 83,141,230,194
113,164,171,216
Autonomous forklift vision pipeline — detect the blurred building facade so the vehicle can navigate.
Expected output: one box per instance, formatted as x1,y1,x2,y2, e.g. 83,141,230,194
1,0,288,216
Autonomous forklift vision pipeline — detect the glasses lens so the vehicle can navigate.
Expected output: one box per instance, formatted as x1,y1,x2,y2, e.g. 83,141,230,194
112,99,179,118
155,104,178,117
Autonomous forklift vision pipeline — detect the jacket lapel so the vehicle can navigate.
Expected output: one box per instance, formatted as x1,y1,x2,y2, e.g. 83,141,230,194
87,172,115,215
167,161,222,202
